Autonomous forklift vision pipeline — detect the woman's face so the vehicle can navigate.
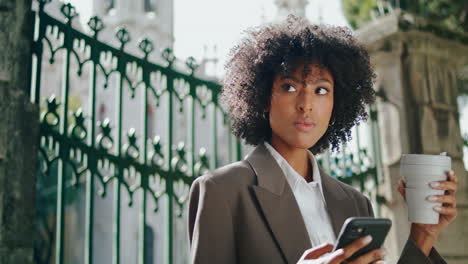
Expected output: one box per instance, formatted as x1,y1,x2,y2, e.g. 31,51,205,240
268,63,334,150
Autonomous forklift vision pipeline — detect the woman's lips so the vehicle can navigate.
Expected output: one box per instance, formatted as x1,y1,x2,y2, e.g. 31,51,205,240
294,120,316,132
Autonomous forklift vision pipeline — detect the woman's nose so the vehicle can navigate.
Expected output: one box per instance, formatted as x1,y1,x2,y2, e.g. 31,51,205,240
297,92,313,112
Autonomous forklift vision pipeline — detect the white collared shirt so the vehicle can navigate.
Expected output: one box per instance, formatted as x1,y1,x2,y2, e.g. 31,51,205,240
264,142,336,247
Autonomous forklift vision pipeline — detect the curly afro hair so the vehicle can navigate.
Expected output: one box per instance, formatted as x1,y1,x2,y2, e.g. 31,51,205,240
221,15,376,154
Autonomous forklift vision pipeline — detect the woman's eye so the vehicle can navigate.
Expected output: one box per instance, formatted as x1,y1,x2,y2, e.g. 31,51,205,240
316,87,329,95
282,84,297,92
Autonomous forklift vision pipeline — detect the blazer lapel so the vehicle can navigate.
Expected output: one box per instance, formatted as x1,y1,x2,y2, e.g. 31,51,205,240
246,145,311,264
319,168,355,237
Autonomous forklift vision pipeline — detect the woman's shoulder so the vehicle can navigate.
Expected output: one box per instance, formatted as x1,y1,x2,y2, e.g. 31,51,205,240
194,160,256,189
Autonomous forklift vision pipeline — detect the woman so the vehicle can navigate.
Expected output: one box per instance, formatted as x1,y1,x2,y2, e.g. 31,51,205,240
188,16,458,264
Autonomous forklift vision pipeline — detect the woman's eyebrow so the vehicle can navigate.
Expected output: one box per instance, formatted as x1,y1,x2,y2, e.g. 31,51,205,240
309,79,333,84
279,75,301,83
280,75,333,85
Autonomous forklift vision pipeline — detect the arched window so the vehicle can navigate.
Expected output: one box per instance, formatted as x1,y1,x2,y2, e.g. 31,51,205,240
144,0,157,12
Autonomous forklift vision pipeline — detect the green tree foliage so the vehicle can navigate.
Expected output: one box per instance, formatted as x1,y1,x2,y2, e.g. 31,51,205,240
343,0,468,34
343,0,384,29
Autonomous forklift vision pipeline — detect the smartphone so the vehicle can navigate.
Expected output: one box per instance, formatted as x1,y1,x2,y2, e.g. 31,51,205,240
333,217,392,262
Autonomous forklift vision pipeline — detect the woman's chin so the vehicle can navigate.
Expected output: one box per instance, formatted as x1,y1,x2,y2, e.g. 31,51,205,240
287,138,317,150
272,133,319,150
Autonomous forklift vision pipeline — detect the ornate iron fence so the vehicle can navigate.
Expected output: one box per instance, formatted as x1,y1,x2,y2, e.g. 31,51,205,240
30,1,383,264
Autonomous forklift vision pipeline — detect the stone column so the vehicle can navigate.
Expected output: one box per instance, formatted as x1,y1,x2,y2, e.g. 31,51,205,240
0,0,38,264
357,10,468,264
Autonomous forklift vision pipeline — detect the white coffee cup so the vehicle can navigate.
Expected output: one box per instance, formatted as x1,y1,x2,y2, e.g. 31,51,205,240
402,164,448,188
400,154,451,224
405,187,445,224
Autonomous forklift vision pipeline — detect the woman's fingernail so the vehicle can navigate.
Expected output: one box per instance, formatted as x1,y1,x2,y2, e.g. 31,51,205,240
363,235,373,245
434,206,442,212
427,196,438,202
379,248,387,257
335,248,344,255
430,182,441,188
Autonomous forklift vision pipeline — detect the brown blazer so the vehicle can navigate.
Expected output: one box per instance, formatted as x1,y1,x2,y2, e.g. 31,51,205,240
188,144,446,264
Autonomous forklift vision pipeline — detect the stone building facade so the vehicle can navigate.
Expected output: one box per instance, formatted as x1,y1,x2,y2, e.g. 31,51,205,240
357,10,468,264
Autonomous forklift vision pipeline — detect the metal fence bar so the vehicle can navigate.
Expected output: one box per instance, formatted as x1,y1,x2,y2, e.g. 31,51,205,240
236,138,242,161
370,104,383,184
84,26,99,264
113,38,127,264
31,3,45,104
166,74,174,264
190,84,196,178
212,106,219,169
139,61,150,264
354,126,365,192
228,120,233,163
55,10,74,264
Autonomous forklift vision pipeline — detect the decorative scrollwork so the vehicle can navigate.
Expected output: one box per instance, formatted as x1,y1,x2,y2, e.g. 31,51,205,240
115,27,131,49
194,148,210,177
171,142,188,175
161,48,175,68
149,71,167,106
69,109,87,141
95,170,108,197
185,56,199,76
329,156,342,178
123,128,140,160
173,78,190,112
41,96,60,128
124,61,142,98
173,180,190,218
150,135,165,167
359,148,374,169
87,16,104,37
138,38,155,59
96,119,114,151
60,3,78,22
196,85,212,118
98,51,118,89
148,174,166,212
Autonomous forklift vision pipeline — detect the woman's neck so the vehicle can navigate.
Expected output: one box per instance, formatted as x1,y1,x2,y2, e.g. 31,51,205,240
269,139,313,182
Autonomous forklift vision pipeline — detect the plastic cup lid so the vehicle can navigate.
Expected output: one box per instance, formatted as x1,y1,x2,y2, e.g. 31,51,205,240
401,154,451,167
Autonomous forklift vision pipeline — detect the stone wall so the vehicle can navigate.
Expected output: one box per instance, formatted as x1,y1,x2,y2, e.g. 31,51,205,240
357,10,468,264
0,0,38,263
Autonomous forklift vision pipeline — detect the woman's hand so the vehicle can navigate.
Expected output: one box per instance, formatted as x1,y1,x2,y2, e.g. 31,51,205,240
398,170,458,255
297,236,386,264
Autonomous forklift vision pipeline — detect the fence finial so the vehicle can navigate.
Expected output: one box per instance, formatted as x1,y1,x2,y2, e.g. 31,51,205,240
88,16,104,37
138,38,155,60
115,27,131,49
162,48,175,68
60,3,78,23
